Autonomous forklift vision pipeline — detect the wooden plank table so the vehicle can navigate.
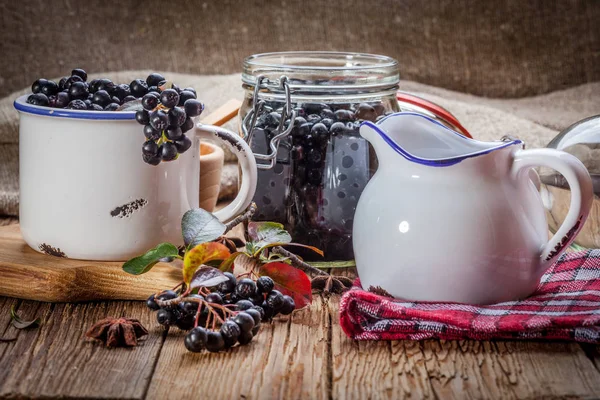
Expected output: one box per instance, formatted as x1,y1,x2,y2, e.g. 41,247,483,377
1,217,600,399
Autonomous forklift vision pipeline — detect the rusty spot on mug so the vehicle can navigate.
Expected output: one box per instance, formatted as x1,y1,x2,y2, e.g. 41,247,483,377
110,198,148,218
215,130,244,152
39,243,67,258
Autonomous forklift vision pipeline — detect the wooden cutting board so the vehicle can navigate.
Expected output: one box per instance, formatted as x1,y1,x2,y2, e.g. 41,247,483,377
0,224,182,302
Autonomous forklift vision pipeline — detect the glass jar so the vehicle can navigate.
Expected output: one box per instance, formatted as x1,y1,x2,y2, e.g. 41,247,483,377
239,52,400,260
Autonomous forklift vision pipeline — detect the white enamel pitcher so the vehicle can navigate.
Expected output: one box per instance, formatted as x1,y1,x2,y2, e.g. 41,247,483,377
353,112,593,304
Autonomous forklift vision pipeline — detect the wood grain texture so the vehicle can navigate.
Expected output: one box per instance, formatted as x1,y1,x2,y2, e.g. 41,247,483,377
0,224,181,302
0,300,162,399
146,296,330,399
329,268,600,400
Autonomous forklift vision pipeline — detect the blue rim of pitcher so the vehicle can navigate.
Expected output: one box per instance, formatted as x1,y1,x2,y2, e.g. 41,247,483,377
13,95,136,120
361,112,523,167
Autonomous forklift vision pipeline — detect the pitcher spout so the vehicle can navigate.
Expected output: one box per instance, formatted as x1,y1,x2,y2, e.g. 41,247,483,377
360,112,523,167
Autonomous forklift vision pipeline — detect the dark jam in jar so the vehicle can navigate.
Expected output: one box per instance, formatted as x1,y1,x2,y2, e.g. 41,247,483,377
240,52,400,260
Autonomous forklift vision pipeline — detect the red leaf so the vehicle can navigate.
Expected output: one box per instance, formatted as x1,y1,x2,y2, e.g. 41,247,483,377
259,262,312,309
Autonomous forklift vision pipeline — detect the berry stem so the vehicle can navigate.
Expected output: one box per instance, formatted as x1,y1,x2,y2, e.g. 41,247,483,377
271,246,329,276
224,202,257,234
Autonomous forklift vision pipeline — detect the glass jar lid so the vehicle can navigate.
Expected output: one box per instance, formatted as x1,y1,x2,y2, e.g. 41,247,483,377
242,51,399,94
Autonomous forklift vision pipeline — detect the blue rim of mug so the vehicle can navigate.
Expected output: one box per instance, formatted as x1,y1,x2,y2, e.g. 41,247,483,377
360,112,523,167
13,95,136,120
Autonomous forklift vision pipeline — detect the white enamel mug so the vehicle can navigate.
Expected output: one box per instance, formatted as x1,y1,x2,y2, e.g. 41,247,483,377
14,95,257,261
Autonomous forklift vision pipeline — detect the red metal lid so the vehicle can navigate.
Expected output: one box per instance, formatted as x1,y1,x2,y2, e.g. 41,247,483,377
396,91,472,138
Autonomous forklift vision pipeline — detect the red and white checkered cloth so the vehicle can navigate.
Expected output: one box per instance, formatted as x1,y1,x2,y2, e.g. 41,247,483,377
339,250,600,343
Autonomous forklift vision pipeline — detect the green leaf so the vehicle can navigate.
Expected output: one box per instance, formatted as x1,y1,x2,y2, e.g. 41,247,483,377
259,262,312,309
182,242,231,284
122,243,180,275
181,208,226,248
10,306,40,330
189,266,229,290
247,222,292,249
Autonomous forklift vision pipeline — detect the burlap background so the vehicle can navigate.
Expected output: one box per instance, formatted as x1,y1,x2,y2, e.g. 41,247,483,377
0,0,598,98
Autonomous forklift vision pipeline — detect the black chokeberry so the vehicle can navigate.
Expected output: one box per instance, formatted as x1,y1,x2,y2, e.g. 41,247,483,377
216,272,237,294
165,126,183,141
90,104,104,111
233,311,255,333
112,84,130,100
156,290,178,301
307,114,321,124
64,75,83,90
122,95,137,104
175,314,195,330
95,78,114,94
220,319,241,342
244,308,262,326
142,140,159,157
174,136,192,154
184,327,208,352
329,121,346,136
184,99,204,117
32,78,47,94
206,292,223,305
237,330,254,345
161,142,178,161
146,72,166,87
143,153,161,166
146,294,160,310
40,80,59,96
235,299,254,311
160,89,180,108
256,276,275,293
58,77,69,91
104,103,119,111
144,124,161,140
141,93,159,111
136,110,150,125
205,331,225,352
250,293,264,306
180,116,194,133
179,294,204,315
130,79,149,98
266,290,285,310
280,295,295,315
335,109,355,122
150,110,168,130
92,90,111,108
110,96,121,105
320,108,335,119
235,278,257,299
178,90,196,106
71,68,87,81
68,81,88,100
251,305,265,321
168,107,187,127
67,99,87,110
156,309,177,326
27,93,49,106
261,301,275,321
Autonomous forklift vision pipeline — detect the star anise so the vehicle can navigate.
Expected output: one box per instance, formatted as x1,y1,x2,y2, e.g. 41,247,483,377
311,275,354,295
85,317,148,348
215,236,245,253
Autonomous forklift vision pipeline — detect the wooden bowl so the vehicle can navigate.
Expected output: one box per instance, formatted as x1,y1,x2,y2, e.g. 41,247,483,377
199,142,224,212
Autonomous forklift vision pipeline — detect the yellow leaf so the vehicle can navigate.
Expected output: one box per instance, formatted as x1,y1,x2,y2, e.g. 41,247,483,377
182,242,230,284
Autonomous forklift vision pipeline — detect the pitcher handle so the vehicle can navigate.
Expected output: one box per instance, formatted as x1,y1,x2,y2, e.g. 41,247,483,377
511,148,593,267
194,123,257,222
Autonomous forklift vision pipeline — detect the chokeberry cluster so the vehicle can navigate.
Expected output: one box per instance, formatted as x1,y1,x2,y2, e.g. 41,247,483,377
136,73,204,165
146,274,295,353
25,68,204,166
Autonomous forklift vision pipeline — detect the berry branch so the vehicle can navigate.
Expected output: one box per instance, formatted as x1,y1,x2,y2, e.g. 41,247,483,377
271,246,329,276
224,202,257,234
